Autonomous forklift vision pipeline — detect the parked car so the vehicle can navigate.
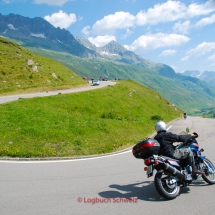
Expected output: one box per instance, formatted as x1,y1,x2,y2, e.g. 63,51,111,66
102,76,108,81
92,80,100,86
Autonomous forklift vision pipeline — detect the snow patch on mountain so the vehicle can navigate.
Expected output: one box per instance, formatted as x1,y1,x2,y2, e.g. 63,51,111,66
31,33,46,38
8,24,17,30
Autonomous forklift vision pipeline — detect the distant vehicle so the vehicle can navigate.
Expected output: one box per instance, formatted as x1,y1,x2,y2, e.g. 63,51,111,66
83,77,89,81
101,76,108,81
92,80,100,86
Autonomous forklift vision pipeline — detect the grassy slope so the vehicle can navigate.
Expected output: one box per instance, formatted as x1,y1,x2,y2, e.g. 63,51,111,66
27,47,215,113
0,80,183,158
0,37,87,95
0,38,183,158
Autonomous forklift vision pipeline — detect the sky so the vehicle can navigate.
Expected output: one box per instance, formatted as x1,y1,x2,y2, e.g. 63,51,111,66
1,0,215,73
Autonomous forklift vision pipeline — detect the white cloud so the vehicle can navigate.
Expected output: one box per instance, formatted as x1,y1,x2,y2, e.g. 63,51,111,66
78,16,83,21
44,10,76,29
181,56,190,62
82,26,90,35
173,20,191,34
121,29,133,40
187,42,215,57
159,49,177,57
195,14,215,27
136,0,215,26
33,0,69,6
186,0,215,17
135,1,187,26
2,0,12,3
208,54,215,65
88,35,116,47
182,42,215,61
125,33,190,53
84,1,215,38
208,54,215,61
90,11,135,35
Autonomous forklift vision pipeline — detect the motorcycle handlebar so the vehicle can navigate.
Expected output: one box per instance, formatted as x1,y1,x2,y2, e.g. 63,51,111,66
177,133,198,147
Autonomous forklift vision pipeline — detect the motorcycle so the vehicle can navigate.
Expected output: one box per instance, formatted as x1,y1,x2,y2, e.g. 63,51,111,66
132,132,215,200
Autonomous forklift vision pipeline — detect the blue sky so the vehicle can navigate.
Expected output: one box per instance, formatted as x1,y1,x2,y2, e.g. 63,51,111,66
1,0,215,73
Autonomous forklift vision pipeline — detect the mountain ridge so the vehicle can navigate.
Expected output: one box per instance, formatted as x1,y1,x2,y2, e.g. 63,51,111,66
1,13,215,114
183,70,215,88
0,13,100,58
0,13,175,75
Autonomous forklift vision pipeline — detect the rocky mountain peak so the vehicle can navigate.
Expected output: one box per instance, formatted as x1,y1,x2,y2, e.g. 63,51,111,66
103,40,127,54
0,13,99,58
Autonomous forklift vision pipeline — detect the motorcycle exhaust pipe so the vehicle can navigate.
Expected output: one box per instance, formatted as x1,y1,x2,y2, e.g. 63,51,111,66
164,163,184,180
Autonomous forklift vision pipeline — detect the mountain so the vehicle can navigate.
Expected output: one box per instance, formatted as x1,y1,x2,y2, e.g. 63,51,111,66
76,37,181,79
0,13,177,75
183,70,215,88
1,13,215,114
76,37,173,73
0,13,99,58
28,46,215,113
183,70,201,77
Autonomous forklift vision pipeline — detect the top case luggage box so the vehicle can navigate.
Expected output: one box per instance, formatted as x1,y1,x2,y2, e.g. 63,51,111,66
132,138,160,159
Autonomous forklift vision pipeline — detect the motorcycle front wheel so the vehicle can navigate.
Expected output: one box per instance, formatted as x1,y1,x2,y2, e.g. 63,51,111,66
154,170,180,200
201,158,215,184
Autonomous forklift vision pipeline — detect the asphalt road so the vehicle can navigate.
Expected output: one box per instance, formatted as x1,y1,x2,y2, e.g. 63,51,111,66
0,80,116,104
1,116,215,215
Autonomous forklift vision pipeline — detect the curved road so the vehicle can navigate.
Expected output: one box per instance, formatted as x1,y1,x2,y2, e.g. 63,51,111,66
1,117,215,214
0,80,116,104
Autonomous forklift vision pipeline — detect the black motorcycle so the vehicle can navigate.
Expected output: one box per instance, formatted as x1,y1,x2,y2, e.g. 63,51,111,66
132,133,215,200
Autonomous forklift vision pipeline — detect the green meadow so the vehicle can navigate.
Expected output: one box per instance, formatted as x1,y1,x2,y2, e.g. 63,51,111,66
0,80,183,158
0,37,87,95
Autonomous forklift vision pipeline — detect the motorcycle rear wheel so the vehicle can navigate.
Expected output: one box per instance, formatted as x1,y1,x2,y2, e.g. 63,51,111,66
202,158,215,184
154,170,180,200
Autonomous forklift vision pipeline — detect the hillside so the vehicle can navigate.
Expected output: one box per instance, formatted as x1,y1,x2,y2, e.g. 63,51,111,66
27,47,215,114
0,80,183,158
0,13,174,75
0,37,87,94
1,13,215,115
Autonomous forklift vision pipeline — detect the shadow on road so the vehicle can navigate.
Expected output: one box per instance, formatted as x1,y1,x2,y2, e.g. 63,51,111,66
189,179,209,186
98,181,190,202
98,179,211,202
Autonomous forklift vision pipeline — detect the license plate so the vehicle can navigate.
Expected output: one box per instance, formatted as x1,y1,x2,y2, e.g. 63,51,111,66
147,165,153,176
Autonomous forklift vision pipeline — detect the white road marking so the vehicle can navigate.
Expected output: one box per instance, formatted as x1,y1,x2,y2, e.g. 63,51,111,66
167,125,172,130
0,149,132,163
